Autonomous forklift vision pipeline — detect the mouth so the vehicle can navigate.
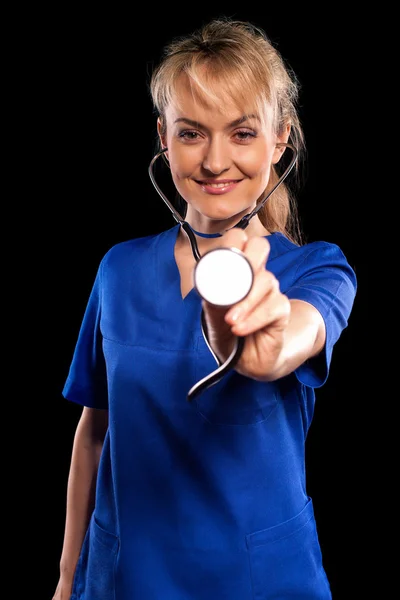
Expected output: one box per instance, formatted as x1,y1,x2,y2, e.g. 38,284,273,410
195,179,243,195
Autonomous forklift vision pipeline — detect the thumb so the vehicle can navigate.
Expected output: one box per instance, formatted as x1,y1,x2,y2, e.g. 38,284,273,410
218,227,249,252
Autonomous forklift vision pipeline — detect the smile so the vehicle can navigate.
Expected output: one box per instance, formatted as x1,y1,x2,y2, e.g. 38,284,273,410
196,180,242,194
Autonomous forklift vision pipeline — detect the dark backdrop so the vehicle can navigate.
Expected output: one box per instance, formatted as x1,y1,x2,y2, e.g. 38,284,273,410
35,6,374,599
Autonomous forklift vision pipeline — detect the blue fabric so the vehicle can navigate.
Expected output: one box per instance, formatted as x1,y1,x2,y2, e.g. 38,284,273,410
64,224,357,599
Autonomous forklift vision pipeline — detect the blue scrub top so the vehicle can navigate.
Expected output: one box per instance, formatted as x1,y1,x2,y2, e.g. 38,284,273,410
64,224,357,600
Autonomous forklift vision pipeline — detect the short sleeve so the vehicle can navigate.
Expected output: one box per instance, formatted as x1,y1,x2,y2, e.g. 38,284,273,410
286,243,357,388
62,258,108,409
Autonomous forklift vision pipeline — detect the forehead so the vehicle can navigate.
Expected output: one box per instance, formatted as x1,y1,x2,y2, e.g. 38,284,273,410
165,72,259,124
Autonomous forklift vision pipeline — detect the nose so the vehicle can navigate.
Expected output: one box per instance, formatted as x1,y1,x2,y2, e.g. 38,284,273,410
202,138,231,174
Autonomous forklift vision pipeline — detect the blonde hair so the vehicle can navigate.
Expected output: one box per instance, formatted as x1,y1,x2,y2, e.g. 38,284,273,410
150,18,306,245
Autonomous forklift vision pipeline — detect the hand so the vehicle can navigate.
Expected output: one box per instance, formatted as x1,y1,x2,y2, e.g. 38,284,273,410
201,228,291,381
52,577,73,600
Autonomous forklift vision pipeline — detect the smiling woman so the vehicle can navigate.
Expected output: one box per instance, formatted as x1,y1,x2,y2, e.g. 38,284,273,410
151,20,305,245
52,17,357,600
158,88,287,229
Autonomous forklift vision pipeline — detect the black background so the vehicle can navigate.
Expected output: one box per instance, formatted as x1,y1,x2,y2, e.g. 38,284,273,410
32,5,376,599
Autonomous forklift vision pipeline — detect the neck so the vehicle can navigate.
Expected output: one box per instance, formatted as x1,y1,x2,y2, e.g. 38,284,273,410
190,226,222,238
185,216,270,240
177,218,271,260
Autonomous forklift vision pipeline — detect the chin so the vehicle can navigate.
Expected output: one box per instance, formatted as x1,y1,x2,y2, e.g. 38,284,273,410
198,201,250,219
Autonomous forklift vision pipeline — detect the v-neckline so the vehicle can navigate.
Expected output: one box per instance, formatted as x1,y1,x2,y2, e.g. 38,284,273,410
161,224,198,303
155,225,203,349
172,225,198,302
163,224,278,302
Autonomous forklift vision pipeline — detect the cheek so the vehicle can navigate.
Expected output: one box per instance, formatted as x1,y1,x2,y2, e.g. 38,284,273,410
169,147,199,180
238,146,271,177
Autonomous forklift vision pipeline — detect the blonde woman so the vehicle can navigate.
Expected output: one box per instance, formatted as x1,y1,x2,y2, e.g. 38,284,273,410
53,17,356,600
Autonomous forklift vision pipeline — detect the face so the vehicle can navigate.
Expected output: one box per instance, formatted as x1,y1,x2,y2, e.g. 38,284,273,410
158,74,289,230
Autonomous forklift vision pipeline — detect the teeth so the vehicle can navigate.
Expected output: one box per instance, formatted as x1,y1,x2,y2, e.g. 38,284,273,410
203,182,233,188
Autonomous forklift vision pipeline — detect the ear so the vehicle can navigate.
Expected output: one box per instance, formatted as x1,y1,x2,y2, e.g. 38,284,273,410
157,117,168,152
272,122,291,165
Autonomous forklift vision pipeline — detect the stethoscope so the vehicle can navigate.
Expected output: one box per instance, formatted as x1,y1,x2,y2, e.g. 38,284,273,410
148,143,298,401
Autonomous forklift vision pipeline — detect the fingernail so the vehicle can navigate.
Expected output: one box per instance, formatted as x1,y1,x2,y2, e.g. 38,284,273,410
227,308,242,322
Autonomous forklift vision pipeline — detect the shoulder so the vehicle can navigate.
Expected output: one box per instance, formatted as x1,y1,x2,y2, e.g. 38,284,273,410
269,232,345,259
98,226,177,274
267,232,357,296
270,232,355,272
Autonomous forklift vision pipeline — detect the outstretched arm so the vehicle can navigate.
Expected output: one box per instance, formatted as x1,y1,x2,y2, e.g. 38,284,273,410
202,229,326,382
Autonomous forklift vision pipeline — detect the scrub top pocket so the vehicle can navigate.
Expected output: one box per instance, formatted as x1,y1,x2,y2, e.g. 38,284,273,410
71,514,119,600
246,498,332,599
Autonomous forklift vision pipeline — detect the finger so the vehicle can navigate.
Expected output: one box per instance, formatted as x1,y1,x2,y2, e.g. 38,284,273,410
225,269,279,326
240,236,271,274
220,230,271,274
231,283,290,337
218,227,249,251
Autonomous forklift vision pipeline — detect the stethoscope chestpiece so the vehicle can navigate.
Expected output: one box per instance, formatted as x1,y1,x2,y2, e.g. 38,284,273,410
193,246,253,306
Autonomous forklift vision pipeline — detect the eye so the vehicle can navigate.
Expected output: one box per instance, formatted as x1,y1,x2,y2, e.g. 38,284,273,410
177,129,201,141
234,129,257,142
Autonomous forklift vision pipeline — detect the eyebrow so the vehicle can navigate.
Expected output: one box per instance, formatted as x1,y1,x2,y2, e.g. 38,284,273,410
173,114,260,129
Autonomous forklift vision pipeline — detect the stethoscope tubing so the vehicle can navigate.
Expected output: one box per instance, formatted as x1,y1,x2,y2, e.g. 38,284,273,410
148,143,298,400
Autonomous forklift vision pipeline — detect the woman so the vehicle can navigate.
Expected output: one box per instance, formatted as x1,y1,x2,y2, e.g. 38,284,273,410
53,17,357,599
